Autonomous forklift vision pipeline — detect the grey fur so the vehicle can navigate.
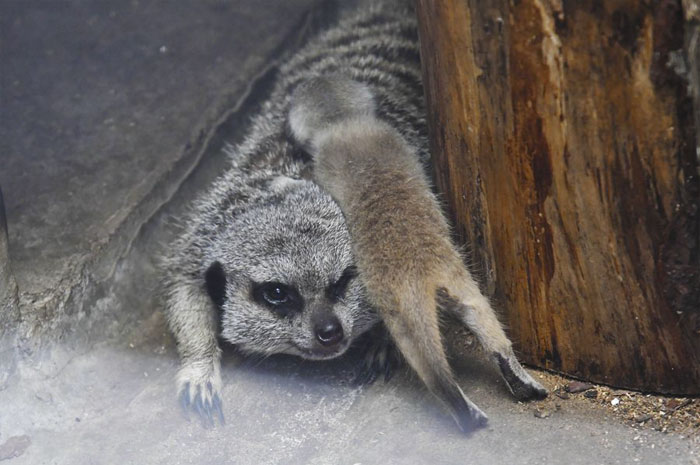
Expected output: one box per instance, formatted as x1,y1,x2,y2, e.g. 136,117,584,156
162,3,419,424
162,167,380,423
163,2,545,431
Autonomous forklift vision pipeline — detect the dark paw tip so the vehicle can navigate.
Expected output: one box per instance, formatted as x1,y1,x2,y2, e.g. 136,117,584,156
474,413,489,429
532,386,549,400
444,389,489,435
455,411,489,436
513,383,548,402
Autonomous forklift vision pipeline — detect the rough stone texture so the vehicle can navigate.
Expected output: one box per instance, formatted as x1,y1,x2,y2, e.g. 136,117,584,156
0,188,19,330
0,188,20,390
0,0,326,343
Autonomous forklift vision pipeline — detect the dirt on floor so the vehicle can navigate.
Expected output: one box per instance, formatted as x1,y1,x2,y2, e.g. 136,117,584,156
525,370,699,437
448,327,699,439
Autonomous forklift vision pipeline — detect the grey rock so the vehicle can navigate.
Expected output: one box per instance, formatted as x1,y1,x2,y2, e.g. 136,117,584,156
0,0,329,346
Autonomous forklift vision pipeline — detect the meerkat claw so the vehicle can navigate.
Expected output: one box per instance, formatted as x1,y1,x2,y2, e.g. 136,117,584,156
179,382,192,420
212,392,225,425
192,391,210,428
353,327,399,386
178,378,225,428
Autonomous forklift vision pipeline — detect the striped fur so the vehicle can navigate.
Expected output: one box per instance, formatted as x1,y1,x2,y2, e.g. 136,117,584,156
162,3,422,426
162,2,546,431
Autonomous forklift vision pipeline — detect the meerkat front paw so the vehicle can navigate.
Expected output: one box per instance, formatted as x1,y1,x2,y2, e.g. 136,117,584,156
494,352,548,401
177,362,224,427
354,325,401,386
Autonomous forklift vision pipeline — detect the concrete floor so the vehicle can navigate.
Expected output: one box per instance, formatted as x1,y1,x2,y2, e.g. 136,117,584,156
2,325,698,465
0,1,698,464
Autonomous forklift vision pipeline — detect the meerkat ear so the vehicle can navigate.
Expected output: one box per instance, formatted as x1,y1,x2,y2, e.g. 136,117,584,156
289,75,376,150
204,261,227,308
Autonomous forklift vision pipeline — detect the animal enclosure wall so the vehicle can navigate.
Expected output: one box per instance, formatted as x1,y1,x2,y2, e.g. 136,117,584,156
416,0,700,394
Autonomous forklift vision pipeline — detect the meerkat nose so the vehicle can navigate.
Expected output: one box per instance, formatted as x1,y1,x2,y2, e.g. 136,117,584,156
315,317,344,347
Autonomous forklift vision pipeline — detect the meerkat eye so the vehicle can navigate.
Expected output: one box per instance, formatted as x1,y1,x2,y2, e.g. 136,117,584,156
262,283,288,304
252,282,303,316
327,266,357,301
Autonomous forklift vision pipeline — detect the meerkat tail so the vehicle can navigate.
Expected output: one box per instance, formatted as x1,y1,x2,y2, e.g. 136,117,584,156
380,283,488,433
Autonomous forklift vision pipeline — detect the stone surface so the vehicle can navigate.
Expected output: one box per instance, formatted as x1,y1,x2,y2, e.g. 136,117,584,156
0,0,325,340
1,328,697,465
0,435,31,461
0,187,19,345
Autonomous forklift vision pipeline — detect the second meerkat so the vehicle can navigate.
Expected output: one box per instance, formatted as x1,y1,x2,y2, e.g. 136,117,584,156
289,76,547,433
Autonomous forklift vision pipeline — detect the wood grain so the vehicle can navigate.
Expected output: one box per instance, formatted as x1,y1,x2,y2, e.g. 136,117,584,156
417,0,699,394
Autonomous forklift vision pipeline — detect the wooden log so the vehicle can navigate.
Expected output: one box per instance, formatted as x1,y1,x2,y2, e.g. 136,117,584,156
417,0,699,394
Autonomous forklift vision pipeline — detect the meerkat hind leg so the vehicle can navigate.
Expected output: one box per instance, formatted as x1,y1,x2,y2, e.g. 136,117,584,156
375,286,489,434
386,315,488,434
439,282,547,401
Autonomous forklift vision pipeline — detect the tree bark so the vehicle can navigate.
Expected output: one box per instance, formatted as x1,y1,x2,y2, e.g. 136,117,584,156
417,0,699,394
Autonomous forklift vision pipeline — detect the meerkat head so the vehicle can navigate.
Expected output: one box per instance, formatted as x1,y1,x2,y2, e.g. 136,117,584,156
203,175,378,360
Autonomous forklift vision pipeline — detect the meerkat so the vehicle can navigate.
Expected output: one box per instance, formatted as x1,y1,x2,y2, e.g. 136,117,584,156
162,2,419,425
288,75,547,433
163,2,545,430
162,164,380,424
